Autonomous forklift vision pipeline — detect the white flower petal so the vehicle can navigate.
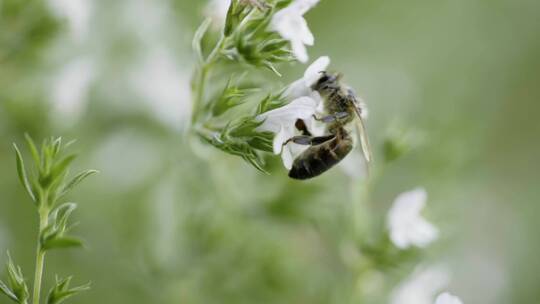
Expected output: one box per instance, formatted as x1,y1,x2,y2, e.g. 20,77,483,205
285,78,312,99
304,56,330,86
281,144,294,170
388,188,427,223
47,0,92,42
271,0,319,63
391,266,450,304
407,218,439,248
291,40,309,63
273,125,289,154
285,57,330,99
204,0,231,28
338,151,368,180
256,96,319,133
387,188,438,249
282,143,309,170
435,293,463,304
50,58,94,123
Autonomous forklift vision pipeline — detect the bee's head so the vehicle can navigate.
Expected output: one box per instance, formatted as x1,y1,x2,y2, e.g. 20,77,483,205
311,71,342,93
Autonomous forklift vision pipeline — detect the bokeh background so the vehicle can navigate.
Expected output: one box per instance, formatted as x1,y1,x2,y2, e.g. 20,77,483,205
1,0,539,303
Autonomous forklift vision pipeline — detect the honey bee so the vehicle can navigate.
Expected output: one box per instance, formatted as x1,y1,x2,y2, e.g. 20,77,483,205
284,71,372,180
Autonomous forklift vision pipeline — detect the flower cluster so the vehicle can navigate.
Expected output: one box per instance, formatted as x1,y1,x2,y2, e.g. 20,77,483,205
192,0,323,172
191,3,466,301
386,188,464,304
256,56,329,169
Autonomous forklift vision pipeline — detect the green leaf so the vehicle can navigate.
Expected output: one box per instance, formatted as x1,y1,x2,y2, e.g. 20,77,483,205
256,92,287,114
227,118,263,138
275,0,294,9
47,276,90,304
263,61,281,77
224,0,259,37
50,154,77,182
224,0,237,36
0,280,18,303
192,18,212,64
60,170,98,198
24,134,41,170
53,203,77,232
13,144,36,202
42,237,83,251
200,132,268,174
248,132,274,152
211,77,259,116
4,253,29,303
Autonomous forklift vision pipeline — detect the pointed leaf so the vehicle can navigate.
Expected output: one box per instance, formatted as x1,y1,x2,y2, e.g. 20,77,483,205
60,170,98,197
47,277,90,304
13,144,35,202
5,254,29,303
192,18,212,64
0,280,18,302
42,237,83,251
54,203,77,232
24,134,41,170
50,154,77,182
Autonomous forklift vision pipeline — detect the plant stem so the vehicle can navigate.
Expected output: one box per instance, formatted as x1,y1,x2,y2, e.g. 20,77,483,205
191,65,209,125
32,208,49,304
191,34,226,125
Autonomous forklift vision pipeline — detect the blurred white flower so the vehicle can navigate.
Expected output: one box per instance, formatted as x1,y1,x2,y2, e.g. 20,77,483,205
92,130,163,191
256,96,321,169
339,151,368,179
387,188,439,249
47,0,92,42
391,266,450,304
204,0,231,28
286,55,330,99
50,58,95,123
435,292,463,304
271,0,320,63
130,48,191,129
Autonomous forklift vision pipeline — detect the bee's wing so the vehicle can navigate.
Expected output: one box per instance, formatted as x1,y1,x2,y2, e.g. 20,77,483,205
353,106,373,163
347,90,372,164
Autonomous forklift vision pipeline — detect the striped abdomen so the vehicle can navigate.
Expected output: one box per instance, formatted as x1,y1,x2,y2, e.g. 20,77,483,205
288,132,353,180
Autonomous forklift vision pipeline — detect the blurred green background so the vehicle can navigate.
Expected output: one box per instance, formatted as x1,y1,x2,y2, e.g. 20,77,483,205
1,0,539,303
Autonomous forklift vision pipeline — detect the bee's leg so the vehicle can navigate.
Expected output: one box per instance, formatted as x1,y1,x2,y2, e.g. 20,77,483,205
283,134,335,146
313,112,350,123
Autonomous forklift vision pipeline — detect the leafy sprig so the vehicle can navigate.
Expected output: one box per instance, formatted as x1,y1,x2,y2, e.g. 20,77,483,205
190,0,299,172
1,135,96,304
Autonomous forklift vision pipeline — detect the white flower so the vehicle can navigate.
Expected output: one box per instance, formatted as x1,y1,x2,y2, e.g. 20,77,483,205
255,56,331,169
47,0,92,42
390,266,450,304
286,56,330,99
387,188,439,249
50,58,95,124
435,292,463,304
130,48,191,129
271,0,320,63
256,96,321,169
338,151,368,179
204,0,231,28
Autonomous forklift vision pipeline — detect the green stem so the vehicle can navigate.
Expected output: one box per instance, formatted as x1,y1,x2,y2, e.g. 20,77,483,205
191,65,209,125
191,34,226,125
32,208,49,304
